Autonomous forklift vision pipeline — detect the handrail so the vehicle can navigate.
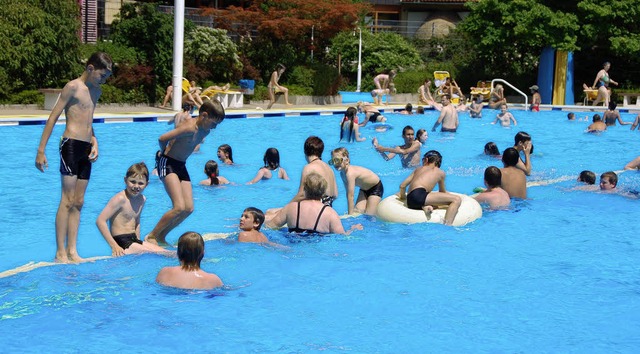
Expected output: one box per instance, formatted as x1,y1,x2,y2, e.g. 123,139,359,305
491,79,528,110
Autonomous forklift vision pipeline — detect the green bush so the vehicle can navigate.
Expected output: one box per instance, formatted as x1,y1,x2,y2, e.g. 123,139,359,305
311,64,340,96
288,66,315,88
0,90,43,105
100,84,148,104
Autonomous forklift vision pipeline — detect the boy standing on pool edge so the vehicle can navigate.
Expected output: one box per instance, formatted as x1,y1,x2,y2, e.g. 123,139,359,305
35,52,113,263
146,99,226,246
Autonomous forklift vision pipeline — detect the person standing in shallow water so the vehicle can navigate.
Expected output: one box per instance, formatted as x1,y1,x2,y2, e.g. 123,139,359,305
35,52,113,263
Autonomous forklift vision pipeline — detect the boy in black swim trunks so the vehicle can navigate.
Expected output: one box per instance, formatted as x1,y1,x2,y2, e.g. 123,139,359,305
35,52,112,263
146,99,226,246
96,163,170,256
330,147,384,216
398,150,461,225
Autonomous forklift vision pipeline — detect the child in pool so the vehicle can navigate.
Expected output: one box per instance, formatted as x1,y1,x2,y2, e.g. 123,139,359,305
484,142,501,157
247,147,290,184
200,160,230,186
330,147,384,216
238,207,269,243
473,166,510,210
96,162,171,257
577,170,596,185
217,144,234,165
156,231,223,290
492,104,517,127
339,107,366,142
399,150,461,225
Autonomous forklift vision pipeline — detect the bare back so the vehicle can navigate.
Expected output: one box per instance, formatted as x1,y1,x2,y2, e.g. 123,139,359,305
156,267,223,290
163,119,210,161
440,105,459,130
500,166,527,199
297,160,338,199
408,165,445,193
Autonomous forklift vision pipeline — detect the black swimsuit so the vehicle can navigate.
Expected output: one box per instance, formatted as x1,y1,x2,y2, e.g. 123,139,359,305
288,202,329,234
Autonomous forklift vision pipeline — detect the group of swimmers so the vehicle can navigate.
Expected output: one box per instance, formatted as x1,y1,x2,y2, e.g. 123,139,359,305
33,51,639,290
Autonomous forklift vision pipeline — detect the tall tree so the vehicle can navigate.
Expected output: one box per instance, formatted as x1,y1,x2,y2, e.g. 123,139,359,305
0,0,82,98
202,0,370,81
458,0,579,79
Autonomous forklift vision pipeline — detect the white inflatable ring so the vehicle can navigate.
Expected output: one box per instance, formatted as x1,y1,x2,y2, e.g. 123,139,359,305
376,192,482,226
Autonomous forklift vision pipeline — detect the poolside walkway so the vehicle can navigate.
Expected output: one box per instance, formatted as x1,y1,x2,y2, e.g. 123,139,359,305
1,100,637,126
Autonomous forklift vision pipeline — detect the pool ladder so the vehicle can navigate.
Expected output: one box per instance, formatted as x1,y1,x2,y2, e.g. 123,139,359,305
491,79,529,110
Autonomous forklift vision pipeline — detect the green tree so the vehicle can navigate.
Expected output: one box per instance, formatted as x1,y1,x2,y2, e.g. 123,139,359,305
109,2,194,101
327,30,423,91
458,0,579,80
184,27,242,82
0,0,82,99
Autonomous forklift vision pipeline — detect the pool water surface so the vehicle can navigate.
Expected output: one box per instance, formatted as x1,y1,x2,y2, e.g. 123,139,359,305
1,108,639,352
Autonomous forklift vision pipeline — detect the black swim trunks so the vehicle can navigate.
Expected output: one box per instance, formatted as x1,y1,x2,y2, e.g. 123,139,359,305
407,188,428,210
112,233,143,249
362,180,384,199
59,137,92,180
441,128,457,133
369,112,381,123
156,152,191,181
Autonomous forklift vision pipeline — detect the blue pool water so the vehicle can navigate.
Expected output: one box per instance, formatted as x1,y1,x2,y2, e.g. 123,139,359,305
1,108,639,352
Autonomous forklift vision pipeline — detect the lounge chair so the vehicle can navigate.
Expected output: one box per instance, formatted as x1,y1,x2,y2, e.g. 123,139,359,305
470,81,491,100
432,71,460,104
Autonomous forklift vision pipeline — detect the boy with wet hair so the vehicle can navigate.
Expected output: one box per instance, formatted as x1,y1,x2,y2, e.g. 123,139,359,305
330,147,384,216
372,125,422,168
599,171,618,191
156,231,223,290
35,52,113,263
238,207,269,243
399,150,462,225
500,147,527,199
96,163,170,257
578,170,596,185
513,131,533,176
146,99,226,246
474,166,510,210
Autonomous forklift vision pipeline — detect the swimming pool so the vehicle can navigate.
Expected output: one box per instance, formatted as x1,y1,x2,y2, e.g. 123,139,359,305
1,108,639,352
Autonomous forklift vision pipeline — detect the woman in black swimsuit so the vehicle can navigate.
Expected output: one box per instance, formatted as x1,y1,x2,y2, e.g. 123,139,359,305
266,172,361,235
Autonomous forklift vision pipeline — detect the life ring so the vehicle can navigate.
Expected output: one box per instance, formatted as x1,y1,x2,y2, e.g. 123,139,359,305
376,192,482,226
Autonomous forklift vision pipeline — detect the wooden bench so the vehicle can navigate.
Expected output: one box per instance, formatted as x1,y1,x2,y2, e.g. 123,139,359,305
38,88,63,110
618,92,640,107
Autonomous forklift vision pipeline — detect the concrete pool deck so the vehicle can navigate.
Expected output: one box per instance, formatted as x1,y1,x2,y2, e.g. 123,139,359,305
1,101,637,126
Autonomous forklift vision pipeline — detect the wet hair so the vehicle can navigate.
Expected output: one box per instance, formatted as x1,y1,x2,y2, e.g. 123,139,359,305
484,166,502,188
416,129,427,142
182,102,192,112
125,162,149,182
567,113,575,120
332,147,349,159
422,150,442,167
442,94,451,101
218,144,233,163
578,170,596,185
263,147,280,170
502,147,519,167
243,207,265,230
592,114,602,122
199,99,225,122
402,125,414,135
404,103,413,113
514,131,534,153
416,106,425,114
303,172,327,200
608,101,617,110
204,160,220,185
340,107,358,142
304,136,324,158
177,231,205,271
601,171,618,187
87,52,113,71
484,142,500,156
